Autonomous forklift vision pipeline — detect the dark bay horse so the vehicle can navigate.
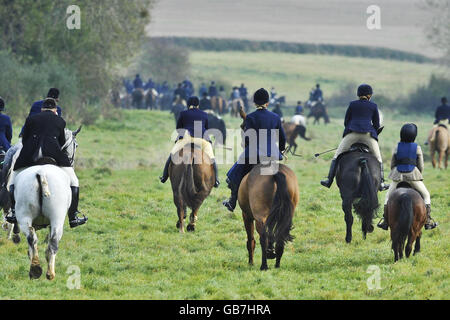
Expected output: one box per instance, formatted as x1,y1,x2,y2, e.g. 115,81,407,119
238,164,299,270
282,122,310,155
428,125,449,169
387,185,427,262
336,147,380,243
169,143,215,233
307,101,330,124
131,88,145,109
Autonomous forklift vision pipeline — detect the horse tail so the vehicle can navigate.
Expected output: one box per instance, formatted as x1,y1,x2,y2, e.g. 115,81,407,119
354,158,378,235
392,193,413,253
265,172,295,246
181,145,201,209
294,125,311,141
36,171,51,214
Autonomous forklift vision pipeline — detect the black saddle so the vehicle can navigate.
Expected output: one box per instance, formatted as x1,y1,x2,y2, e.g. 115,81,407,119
34,157,57,166
349,143,370,154
395,181,425,200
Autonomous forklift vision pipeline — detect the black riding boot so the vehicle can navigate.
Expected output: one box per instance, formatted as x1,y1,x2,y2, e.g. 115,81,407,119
5,185,16,224
377,205,389,230
159,156,171,183
379,163,389,191
222,179,239,212
320,159,337,188
68,187,88,228
424,204,438,230
213,162,220,188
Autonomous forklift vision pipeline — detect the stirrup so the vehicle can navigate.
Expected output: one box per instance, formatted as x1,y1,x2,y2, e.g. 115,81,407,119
214,180,220,188
377,219,388,230
69,213,88,228
425,219,438,230
379,182,389,191
222,199,235,212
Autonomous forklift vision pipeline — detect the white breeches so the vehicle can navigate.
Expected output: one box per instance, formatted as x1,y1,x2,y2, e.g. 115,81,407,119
384,181,431,205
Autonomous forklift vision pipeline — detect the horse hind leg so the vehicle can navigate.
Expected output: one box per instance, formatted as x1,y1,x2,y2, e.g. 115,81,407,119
405,233,414,258
45,225,63,280
187,207,199,232
256,221,268,270
26,227,42,279
274,241,285,268
243,213,256,265
343,200,354,243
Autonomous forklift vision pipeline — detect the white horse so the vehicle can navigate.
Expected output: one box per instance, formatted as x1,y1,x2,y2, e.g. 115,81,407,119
8,127,81,280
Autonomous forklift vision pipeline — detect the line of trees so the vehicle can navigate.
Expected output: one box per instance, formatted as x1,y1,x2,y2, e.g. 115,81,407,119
0,0,153,124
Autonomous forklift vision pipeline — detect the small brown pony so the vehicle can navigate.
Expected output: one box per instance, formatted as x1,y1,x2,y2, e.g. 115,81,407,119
387,184,427,262
428,125,449,169
237,107,299,270
282,122,310,156
211,96,227,114
169,143,215,233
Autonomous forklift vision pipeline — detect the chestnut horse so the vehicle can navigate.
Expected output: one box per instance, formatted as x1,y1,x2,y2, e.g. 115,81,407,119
387,184,427,262
282,122,310,156
237,106,299,270
428,125,449,169
211,96,227,114
169,143,215,233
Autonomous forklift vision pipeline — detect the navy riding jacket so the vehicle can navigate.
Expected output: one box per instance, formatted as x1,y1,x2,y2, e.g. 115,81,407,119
434,104,450,124
176,108,210,141
0,113,12,151
343,99,380,140
396,142,418,173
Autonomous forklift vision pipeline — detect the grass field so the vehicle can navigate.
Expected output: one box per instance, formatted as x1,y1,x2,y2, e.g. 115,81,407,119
0,109,448,300
189,51,440,105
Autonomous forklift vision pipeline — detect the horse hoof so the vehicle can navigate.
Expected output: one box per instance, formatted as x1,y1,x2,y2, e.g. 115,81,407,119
46,272,55,281
345,237,352,243
29,265,42,279
367,225,374,233
260,265,268,271
12,234,20,244
187,224,195,232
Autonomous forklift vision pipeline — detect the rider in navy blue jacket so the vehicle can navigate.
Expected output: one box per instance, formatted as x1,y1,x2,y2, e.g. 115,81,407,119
223,88,286,212
28,88,62,118
0,97,12,152
434,97,450,124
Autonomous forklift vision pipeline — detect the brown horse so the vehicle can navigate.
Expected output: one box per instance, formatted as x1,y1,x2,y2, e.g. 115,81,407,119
169,143,215,233
428,125,449,169
237,106,299,270
307,101,330,124
238,164,299,270
211,96,227,114
282,122,310,156
387,184,427,262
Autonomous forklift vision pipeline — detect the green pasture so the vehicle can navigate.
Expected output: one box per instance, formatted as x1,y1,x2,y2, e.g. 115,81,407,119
189,51,440,105
0,109,448,300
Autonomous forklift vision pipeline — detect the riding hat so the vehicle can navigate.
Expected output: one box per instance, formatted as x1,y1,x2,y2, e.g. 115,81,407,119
357,84,373,97
254,88,269,105
43,98,57,109
187,96,199,108
400,123,418,143
47,88,60,99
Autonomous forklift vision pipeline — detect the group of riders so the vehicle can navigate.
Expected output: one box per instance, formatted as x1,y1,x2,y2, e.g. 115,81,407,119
0,89,88,229
0,83,447,234
159,84,449,231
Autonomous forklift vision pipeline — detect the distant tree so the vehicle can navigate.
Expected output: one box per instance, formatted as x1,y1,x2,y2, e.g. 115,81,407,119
422,0,450,70
135,38,191,84
0,0,153,121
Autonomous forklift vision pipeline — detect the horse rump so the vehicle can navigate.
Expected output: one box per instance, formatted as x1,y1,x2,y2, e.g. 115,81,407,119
265,172,294,246
390,193,414,260
353,157,379,236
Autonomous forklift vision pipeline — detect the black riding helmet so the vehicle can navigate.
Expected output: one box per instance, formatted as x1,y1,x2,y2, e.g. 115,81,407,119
357,84,373,97
400,123,418,143
187,96,199,108
254,88,269,106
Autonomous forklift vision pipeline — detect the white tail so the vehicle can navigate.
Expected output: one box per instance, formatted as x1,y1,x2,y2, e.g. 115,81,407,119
37,171,51,197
